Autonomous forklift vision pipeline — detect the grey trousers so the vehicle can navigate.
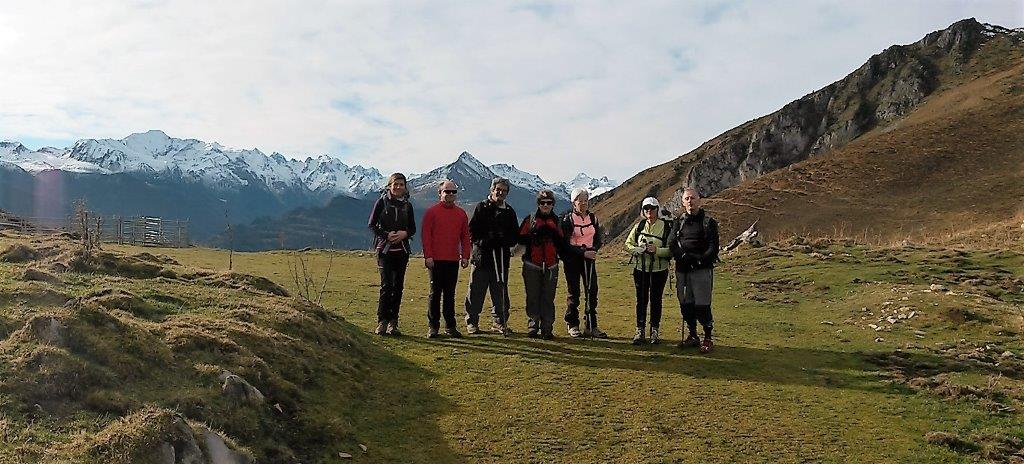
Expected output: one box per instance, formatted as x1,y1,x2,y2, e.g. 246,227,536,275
523,262,559,333
677,268,714,334
676,268,713,306
464,262,511,326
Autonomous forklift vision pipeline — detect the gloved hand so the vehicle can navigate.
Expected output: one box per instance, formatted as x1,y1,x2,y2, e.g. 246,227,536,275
631,246,645,255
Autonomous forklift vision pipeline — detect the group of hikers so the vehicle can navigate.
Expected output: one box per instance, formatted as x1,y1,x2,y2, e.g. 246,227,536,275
367,173,720,352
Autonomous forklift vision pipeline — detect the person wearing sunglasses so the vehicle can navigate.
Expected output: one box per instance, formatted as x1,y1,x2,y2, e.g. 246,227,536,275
517,190,584,339
466,177,520,336
559,188,605,338
624,197,674,345
421,180,471,338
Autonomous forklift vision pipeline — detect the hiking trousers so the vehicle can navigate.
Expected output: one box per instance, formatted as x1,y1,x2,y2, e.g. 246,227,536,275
464,252,511,326
563,255,599,328
633,269,668,329
523,262,559,333
377,252,409,323
677,268,714,335
428,260,460,330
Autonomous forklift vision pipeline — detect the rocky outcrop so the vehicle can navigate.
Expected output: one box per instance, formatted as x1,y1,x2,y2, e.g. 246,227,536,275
597,19,1016,238
680,24,959,199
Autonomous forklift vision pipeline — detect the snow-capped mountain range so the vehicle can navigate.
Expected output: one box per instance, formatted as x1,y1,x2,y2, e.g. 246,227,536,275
0,131,618,199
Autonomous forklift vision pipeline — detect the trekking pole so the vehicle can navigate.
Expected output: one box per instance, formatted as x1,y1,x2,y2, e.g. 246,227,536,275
501,247,510,327
492,247,504,326
583,256,594,338
647,241,654,316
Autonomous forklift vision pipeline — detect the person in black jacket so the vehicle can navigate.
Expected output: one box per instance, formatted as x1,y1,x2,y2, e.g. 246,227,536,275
559,188,605,338
669,188,720,353
464,177,520,335
367,173,416,336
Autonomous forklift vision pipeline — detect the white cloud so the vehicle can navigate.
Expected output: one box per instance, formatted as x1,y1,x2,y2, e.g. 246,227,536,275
0,0,1020,181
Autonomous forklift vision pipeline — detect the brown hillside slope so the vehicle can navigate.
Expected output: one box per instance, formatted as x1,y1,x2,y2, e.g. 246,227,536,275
705,58,1024,247
593,19,1023,244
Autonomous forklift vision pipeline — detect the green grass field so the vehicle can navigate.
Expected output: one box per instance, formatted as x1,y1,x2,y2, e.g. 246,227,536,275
109,237,1023,463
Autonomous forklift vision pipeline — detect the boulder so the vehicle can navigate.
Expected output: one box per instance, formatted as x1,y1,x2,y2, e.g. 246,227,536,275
218,372,265,406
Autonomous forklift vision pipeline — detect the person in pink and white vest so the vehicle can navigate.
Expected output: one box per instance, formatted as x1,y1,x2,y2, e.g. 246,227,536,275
558,188,606,338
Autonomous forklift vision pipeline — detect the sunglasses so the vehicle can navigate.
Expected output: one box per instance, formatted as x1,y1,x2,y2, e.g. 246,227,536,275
539,200,554,206
642,205,659,211
442,190,458,194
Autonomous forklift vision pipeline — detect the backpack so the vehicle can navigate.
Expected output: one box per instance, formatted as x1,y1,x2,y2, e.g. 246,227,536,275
631,218,673,246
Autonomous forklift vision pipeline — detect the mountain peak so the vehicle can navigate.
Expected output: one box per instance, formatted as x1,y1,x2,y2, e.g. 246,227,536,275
456,151,482,164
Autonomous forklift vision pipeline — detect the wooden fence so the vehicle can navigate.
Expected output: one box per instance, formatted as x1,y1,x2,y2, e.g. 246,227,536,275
0,210,190,248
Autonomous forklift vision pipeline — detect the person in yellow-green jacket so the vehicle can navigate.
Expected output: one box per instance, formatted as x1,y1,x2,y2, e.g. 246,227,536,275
624,197,675,345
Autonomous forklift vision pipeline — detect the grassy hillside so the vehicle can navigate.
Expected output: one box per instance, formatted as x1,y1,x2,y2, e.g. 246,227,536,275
705,58,1024,245
594,25,1024,246
89,235,1024,463
0,232,454,463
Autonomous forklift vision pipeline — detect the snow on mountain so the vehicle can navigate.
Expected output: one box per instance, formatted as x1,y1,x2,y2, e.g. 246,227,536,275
2,131,382,197
300,155,383,195
556,173,619,198
409,151,495,188
488,163,554,195
0,141,109,174
2,132,614,201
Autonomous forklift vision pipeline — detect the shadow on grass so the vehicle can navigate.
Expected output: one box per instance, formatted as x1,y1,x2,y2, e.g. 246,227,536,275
399,334,974,395
340,325,467,464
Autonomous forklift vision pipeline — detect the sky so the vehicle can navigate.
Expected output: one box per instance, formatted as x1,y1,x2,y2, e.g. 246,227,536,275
1,1,1021,182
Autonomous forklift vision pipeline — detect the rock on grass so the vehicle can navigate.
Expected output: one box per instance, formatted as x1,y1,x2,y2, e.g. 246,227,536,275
88,406,253,464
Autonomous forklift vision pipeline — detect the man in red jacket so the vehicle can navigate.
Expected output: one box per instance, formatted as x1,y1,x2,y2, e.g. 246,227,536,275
421,180,471,338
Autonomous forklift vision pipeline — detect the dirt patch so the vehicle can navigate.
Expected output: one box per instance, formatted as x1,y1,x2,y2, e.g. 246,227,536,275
742,277,809,304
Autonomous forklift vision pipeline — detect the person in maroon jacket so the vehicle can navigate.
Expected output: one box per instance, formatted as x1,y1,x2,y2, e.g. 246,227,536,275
421,180,471,338
517,190,585,339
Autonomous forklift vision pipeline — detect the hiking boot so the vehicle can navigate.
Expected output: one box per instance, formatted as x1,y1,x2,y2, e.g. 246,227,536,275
375,321,388,336
632,328,645,345
541,331,555,340
527,329,540,338
491,323,506,334
567,324,583,338
678,333,701,348
466,323,480,335
445,327,463,338
700,336,714,353
649,327,660,345
500,325,514,337
386,320,402,336
591,326,608,339
426,326,439,338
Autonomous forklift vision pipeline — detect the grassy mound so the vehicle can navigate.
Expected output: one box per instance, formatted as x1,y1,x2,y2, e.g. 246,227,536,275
0,234,425,463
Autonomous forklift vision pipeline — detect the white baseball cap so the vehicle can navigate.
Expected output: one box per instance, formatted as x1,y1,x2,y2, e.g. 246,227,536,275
641,197,660,208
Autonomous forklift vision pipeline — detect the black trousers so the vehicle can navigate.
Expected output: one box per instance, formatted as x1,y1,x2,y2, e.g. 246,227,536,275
563,255,599,327
633,269,668,329
428,260,460,329
377,252,409,323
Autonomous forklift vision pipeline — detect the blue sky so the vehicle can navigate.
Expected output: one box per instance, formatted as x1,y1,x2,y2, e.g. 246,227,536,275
0,1,1021,181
